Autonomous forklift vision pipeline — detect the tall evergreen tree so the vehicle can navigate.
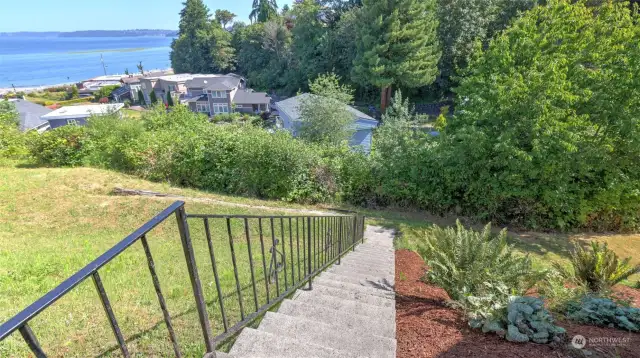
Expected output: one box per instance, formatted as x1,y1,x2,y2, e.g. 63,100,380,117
289,0,329,91
166,91,174,106
149,91,158,104
250,0,278,23
171,0,236,73
352,0,441,111
137,89,144,104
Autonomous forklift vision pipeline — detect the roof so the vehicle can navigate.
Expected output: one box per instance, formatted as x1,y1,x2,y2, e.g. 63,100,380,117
232,90,270,104
274,93,378,128
202,77,241,91
11,99,52,131
185,94,209,103
111,86,130,98
42,103,124,120
121,76,141,84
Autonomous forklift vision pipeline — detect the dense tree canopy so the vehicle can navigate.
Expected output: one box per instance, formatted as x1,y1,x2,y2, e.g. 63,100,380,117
250,0,279,23
352,0,441,110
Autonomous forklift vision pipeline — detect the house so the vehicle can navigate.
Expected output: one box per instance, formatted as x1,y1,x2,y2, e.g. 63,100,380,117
139,73,215,105
121,76,142,101
273,93,379,153
10,99,52,132
184,75,270,116
41,103,124,129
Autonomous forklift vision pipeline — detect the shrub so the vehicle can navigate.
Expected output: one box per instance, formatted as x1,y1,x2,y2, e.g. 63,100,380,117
417,220,535,303
554,241,640,292
566,297,640,332
471,296,566,344
27,126,87,166
83,115,146,171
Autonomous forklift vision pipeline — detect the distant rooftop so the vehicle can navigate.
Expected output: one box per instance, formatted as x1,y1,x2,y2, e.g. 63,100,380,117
10,99,52,131
42,103,124,120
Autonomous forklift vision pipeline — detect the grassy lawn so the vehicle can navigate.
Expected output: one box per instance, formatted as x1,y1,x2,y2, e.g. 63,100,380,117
122,109,143,119
0,164,331,357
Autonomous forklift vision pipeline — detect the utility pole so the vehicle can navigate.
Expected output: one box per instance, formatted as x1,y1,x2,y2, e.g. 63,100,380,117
100,54,107,76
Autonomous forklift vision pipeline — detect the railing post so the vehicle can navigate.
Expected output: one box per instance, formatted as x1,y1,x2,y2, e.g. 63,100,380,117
18,324,46,358
361,216,365,244
175,206,215,355
307,216,312,290
352,215,358,251
337,218,343,264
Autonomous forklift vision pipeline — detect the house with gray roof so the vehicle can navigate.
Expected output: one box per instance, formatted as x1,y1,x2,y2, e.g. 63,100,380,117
273,93,379,153
184,74,270,116
11,99,52,132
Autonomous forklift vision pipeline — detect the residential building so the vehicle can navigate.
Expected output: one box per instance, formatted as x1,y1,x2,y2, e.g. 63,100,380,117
121,76,142,101
41,103,124,129
273,93,379,153
10,98,52,132
185,75,270,116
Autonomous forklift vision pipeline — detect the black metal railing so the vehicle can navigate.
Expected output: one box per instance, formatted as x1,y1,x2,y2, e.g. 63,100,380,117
0,201,365,358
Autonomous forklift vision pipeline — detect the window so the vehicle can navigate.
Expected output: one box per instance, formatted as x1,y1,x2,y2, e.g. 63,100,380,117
209,90,226,98
196,103,209,113
167,84,177,92
67,119,78,126
235,104,243,108
212,103,229,114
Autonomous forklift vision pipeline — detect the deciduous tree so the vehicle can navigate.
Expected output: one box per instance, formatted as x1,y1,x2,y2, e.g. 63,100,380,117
215,9,236,28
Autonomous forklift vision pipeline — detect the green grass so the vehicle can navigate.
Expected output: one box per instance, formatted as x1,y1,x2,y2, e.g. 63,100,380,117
122,109,143,119
0,165,333,357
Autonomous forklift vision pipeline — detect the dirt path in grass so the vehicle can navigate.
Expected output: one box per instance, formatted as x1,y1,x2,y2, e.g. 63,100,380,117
112,187,343,216
394,249,640,358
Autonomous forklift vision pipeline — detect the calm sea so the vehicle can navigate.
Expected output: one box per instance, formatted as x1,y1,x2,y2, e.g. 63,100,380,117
0,36,173,88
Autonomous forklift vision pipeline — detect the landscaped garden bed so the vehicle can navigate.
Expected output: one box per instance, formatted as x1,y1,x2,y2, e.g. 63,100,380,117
395,249,640,357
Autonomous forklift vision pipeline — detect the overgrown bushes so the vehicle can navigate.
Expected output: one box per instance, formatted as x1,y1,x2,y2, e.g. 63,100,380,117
28,126,87,166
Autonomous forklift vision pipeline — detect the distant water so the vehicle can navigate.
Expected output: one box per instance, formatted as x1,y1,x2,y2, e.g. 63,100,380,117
0,36,173,88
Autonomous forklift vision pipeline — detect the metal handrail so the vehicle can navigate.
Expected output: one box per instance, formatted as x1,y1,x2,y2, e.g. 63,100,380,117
0,201,366,358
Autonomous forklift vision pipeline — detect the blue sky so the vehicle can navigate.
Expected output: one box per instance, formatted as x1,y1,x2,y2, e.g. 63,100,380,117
0,0,294,32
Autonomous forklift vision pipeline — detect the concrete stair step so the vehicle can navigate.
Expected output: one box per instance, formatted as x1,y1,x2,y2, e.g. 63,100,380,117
350,250,394,258
307,283,394,308
331,265,394,278
317,271,395,291
294,291,395,320
277,299,395,338
204,352,233,358
337,259,394,271
313,277,395,298
343,253,394,261
229,328,358,358
258,312,396,358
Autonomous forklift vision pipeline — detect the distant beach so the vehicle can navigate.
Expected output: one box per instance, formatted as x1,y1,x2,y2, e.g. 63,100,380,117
0,36,172,88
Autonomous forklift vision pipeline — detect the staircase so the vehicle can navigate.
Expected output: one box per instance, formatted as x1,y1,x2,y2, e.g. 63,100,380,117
214,225,396,358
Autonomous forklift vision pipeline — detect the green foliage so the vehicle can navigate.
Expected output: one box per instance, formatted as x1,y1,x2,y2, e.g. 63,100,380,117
298,74,355,146
434,113,447,131
0,101,28,158
137,89,144,104
27,126,87,167
149,91,158,104
352,0,441,102
215,9,236,28
554,241,640,292
212,112,262,126
473,296,565,344
566,296,640,332
166,92,174,107
70,85,79,99
171,0,235,74
82,114,146,171
417,220,535,303
250,0,278,23
93,85,120,102
537,269,589,312
436,0,536,90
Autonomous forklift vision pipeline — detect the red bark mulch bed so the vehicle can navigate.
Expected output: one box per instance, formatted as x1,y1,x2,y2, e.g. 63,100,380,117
395,249,640,358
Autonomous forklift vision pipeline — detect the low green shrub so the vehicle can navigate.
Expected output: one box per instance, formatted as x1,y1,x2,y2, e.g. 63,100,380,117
536,269,588,312
417,220,535,303
471,296,566,344
566,297,640,332
554,242,640,293
27,126,87,166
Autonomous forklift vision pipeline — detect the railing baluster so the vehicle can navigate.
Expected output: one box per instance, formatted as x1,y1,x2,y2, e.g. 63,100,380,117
307,216,312,290
141,235,181,357
296,218,301,282
176,207,214,354
227,218,245,321
204,218,228,332
338,217,343,264
18,324,46,358
288,218,295,285
352,216,357,251
302,217,306,278
258,218,270,304
269,218,280,296
244,218,259,312
92,272,130,358
280,218,288,290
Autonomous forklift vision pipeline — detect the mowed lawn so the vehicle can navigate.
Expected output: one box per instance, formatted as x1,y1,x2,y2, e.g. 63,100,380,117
0,164,324,357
